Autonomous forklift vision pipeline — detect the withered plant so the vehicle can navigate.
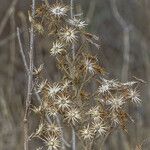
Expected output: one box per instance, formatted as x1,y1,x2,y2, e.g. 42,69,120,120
18,0,142,150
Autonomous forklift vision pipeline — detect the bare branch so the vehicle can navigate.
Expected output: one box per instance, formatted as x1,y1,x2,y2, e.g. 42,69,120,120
0,0,17,36
110,0,130,82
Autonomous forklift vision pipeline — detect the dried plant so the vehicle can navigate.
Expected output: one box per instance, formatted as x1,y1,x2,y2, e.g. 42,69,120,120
18,0,143,150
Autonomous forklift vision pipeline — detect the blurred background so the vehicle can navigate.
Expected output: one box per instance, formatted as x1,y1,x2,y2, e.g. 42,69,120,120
0,0,150,149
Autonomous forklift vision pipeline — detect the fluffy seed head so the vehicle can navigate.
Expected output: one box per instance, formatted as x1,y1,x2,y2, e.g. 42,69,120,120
50,42,64,56
84,59,95,74
60,27,78,43
65,108,81,125
87,106,102,122
50,3,68,17
68,17,87,29
47,83,61,97
128,89,141,104
107,96,125,111
55,95,71,111
92,121,107,136
80,125,94,140
44,135,60,150
46,123,61,136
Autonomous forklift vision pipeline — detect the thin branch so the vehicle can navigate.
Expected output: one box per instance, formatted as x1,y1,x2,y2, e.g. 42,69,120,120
56,115,71,149
70,0,75,60
110,0,130,82
70,1,76,149
17,28,29,72
23,0,35,150
72,126,76,150
86,0,96,24
0,0,17,36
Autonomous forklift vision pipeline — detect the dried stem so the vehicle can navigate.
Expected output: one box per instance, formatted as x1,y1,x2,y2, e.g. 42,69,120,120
70,0,76,149
110,0,130,82
0,0,17,36
17,28,29,72
23,0,35,150
72,126,76,150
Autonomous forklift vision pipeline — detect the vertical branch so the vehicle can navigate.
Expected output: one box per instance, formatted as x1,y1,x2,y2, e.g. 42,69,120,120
70,0,76,150
72,126,76,150
8,9,16,102
23,0,35,150
0,0,17,36
17,28,29,72
70,0,75,60
110,0,130,82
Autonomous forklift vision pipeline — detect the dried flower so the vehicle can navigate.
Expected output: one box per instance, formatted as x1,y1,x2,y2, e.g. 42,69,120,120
98,84,110,94
92,121,107,136
50,3,68,17
107,96,125,111
60,26,78,43
87,106,102,122
65,108,81,125
68,17,87,29
46,83,61,97
128,89,141,104
46,107,58,117
84,59,96,74
50,42,65,56
80,125,94,140
33,64,44,76
44,135,60,150
46,123,61,136
37,80,47,93
55,95,71,111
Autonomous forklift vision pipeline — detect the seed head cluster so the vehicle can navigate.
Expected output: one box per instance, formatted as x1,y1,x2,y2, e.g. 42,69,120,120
31,1,142,149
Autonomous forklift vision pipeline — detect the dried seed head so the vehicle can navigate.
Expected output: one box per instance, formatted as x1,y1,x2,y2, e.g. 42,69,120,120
37,80,47,93
84,59,95,74
44,135,60,150
33,64,44,76
55,95,71,111
92,121,107,136
128,89,141,104
46,83,61,97
107,96,125,111
46,107,58,117
46,123,61,136
87,106,102,122
60,26,78,43
50,3,69,17
65,108,81,125
98,84,110,94
50,41,65,56
80,125,94,140
68,17,87,29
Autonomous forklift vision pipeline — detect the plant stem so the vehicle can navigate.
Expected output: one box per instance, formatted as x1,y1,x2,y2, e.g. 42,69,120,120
23,0,35,150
